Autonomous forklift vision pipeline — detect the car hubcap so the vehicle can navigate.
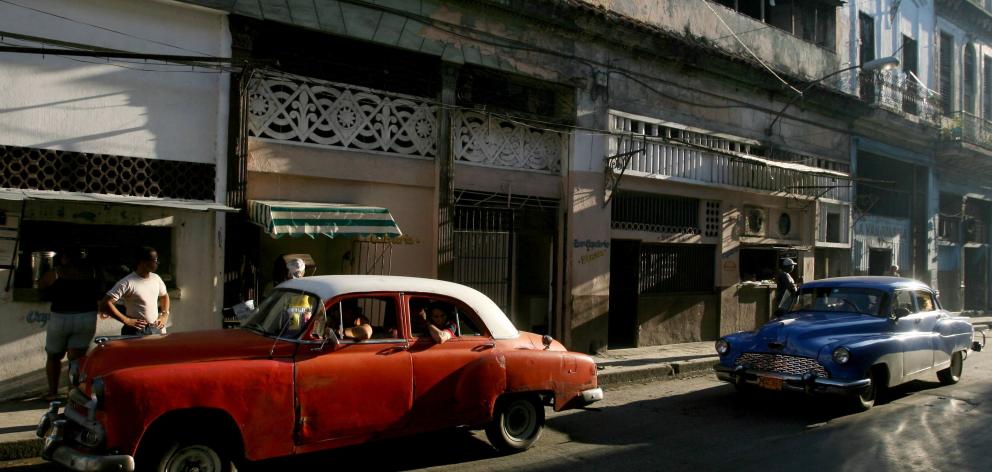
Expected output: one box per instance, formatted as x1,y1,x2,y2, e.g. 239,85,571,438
168,445,221,472
504,401,536,440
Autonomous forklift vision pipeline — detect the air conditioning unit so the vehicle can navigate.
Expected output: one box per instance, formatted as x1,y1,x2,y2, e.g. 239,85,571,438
743,206,766,237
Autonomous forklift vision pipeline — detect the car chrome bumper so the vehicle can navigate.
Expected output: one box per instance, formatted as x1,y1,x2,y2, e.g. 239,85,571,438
37,401,134,472
580,387,604,404
713,364,871,396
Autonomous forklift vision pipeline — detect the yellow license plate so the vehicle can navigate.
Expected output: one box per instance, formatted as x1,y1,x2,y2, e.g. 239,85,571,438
758,376,783,391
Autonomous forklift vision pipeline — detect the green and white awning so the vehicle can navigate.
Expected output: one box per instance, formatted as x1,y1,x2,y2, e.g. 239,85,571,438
248,200,402,239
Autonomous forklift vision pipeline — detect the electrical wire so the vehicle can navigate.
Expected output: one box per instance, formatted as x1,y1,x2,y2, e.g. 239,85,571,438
0,0,219,57
703,0,803,96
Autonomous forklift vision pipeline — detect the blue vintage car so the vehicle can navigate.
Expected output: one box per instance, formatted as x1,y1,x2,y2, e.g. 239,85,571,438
714,276,977,410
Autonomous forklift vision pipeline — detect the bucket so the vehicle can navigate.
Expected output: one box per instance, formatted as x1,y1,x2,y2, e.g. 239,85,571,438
31,251,56,288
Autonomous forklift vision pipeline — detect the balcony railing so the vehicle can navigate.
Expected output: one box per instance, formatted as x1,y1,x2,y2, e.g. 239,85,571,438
247,75,438,158
246,73,562,173
859,70,941,125
941,111,992,151
611,115,852,202
452,111,562,173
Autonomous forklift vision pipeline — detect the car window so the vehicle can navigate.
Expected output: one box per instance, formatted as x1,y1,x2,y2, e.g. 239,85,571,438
408,297,486,338
311,296,399,341
243,289,325,339
786,287,886,316
913,290,936,312
893,290,917,315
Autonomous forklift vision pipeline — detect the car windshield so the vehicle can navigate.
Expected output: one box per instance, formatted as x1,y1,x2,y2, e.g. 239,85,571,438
785,286,886,316
242,289,325,338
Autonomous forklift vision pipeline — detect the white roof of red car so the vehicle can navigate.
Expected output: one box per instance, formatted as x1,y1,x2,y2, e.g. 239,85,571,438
278,275,520,339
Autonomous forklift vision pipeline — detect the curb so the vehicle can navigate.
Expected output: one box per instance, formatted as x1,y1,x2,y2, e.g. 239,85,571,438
598,357,719,387
0,438,42,462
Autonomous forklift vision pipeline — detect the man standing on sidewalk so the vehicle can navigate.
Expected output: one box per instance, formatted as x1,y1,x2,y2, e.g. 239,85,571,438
100,247,170,335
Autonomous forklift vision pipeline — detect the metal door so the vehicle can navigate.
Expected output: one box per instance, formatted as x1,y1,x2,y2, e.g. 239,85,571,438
453,207,512,313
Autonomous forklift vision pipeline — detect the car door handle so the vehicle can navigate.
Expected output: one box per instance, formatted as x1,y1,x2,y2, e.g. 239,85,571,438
378,346,407,355
472,343,495,352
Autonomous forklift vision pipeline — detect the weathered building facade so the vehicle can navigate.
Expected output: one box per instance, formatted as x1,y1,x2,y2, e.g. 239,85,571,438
932,0,992,312
0,0,232,399
5,0,991,401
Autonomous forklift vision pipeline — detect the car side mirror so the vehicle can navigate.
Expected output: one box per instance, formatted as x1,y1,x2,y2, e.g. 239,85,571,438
542,335,553,350
893,307,912,319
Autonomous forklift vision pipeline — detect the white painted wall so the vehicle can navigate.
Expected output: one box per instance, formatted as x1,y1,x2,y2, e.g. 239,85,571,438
0,0,231,399
0,200,220,400
0,0,230,164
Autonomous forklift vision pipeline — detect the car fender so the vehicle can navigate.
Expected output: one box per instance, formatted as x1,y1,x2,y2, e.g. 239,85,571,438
99,359,295,461
819,334,904,386
500,349,598,412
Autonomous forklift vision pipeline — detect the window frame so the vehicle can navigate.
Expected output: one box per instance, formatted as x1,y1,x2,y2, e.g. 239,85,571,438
403,293,490,341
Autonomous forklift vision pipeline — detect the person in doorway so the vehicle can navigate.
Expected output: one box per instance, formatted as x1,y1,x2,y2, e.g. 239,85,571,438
774,258,799,311
100,247,169,336
38,247,103,401
886,265,901,277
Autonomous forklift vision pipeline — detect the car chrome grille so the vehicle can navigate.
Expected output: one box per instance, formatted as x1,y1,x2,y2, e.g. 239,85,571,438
735,353,829,378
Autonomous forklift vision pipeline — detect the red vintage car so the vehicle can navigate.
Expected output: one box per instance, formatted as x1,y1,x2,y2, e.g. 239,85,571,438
37,275,602,471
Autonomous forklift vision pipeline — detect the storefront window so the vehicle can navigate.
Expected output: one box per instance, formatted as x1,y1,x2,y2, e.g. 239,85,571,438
11,221,173,297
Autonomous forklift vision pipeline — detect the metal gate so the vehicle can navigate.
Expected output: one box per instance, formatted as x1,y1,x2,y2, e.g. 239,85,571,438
453,207,512,313
350,238,394,275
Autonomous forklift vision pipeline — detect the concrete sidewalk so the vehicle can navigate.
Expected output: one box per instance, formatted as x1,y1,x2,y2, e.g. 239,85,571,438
2,316,989,461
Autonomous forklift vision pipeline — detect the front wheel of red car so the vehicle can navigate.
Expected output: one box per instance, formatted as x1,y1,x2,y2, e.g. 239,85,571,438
485,395,545,453
937,351,964,385
155,440,236,472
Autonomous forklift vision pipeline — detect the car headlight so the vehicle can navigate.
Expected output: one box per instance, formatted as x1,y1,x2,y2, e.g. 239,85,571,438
715,339,730,356
832,347,851,364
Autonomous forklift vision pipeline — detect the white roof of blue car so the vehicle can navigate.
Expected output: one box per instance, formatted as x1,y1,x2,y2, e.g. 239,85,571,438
278,275,520,339
800,276,933,291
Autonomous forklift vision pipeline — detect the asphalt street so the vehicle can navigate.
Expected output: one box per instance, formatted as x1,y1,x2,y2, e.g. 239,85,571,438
4,350,990,472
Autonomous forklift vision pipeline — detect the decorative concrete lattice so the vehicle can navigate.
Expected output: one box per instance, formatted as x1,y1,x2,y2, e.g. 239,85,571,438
453,111,562,173
247,75,438,159
704,201,721,237
0,145,215,200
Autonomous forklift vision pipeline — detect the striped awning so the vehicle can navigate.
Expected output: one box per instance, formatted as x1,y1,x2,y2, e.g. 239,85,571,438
248,200,402,239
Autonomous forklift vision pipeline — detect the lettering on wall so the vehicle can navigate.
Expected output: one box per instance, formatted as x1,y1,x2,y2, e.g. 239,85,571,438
579,249,607,264
573,239,610,250
26,310,51,327
574,239,609,265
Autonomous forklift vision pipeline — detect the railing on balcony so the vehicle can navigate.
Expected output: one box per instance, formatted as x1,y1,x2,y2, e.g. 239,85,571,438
246,73,563,173
247,74,438,159
452,111,562,173
611,115,852,202
941,111,992,150
859,70,942,125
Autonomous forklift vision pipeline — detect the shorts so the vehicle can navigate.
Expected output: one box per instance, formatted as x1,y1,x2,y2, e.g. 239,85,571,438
45,311,98,354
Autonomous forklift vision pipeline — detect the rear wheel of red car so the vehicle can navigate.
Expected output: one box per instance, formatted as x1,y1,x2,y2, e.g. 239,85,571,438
937,351,964,385
485,395,545,453
155,440,235,472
